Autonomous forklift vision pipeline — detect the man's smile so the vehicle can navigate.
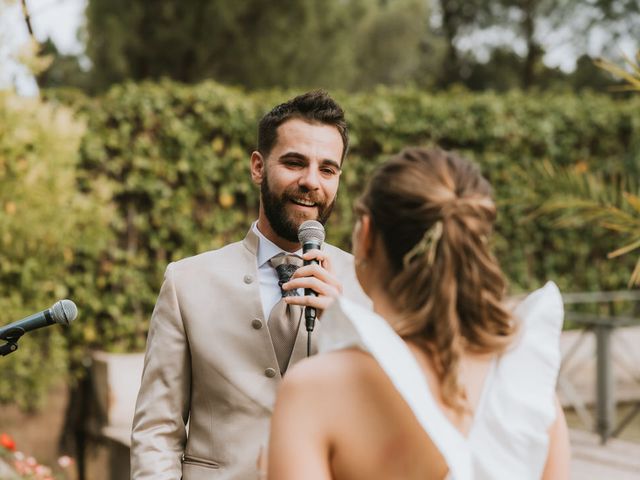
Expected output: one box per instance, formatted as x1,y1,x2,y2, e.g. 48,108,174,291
290,197,318,208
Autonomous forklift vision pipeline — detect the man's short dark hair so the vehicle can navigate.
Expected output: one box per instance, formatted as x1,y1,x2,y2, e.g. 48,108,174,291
257,90,349,162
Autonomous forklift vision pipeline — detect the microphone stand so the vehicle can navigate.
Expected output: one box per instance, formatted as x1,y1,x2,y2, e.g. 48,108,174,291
0,328,25,357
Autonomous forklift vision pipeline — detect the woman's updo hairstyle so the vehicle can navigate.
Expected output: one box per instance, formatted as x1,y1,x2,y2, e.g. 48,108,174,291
357,147,516,413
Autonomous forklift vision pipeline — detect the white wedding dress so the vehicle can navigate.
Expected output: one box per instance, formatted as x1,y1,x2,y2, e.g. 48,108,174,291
317,282,564,480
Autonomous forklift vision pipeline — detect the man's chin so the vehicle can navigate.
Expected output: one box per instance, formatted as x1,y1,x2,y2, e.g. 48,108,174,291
286,204,320,224
263,199,329,243
275,213,320,243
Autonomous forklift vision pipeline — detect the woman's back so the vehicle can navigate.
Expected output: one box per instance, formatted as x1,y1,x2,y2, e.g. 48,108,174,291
282,349,451,480
268,283,568,480
309,352,497,480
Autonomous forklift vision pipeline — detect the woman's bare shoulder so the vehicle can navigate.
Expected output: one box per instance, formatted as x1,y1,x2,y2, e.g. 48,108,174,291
279,349,385,398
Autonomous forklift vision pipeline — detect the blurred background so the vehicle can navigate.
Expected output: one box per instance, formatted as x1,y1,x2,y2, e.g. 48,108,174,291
1,0,640,479
3,0,640,94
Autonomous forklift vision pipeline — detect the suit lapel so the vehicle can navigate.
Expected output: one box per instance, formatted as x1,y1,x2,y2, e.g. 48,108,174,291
215,229,281,411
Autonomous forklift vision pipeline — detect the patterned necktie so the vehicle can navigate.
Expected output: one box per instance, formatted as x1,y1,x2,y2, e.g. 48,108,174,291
268,254,303,375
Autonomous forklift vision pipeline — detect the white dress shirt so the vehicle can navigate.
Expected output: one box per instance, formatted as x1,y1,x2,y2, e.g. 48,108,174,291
251,222,303,321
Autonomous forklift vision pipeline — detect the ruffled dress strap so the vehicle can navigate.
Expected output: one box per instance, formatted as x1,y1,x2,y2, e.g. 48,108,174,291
468,281,564,479
318,298,473,480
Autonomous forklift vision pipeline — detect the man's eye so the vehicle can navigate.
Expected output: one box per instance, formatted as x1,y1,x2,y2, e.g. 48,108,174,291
321,167,338,175
284,160,304,168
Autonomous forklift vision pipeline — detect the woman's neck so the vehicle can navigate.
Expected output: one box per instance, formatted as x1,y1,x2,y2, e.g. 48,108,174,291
368,287,405,329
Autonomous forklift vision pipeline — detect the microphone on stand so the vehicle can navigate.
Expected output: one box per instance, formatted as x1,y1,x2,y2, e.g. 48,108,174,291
0,300,78,356
297,220,325,338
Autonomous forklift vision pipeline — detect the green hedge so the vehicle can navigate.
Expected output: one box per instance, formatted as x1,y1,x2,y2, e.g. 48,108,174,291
0,93,114,408
2,81,639,407
76,80,640,354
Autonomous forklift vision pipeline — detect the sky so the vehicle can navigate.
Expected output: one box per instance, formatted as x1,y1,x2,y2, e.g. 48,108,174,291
1,0,86,95
1,0,638,96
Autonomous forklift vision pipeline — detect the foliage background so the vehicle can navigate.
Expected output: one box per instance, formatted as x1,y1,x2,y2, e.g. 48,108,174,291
2,81,640,408
0,92,114,408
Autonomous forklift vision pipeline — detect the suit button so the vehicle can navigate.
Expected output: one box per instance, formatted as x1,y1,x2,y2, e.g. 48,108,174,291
251,319,263,330
243,274,254,284
264,368,277,378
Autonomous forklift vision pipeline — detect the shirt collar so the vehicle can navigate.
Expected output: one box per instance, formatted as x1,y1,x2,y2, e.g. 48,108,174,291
252,221,303,268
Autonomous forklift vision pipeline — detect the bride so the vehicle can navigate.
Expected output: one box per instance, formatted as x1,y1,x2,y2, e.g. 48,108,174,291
267,147,570,479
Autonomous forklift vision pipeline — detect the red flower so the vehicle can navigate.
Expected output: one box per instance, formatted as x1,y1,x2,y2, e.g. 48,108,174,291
0,433,16,451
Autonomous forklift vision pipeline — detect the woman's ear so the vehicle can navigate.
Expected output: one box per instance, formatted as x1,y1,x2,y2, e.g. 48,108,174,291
361,214,374,258
354,214,375,260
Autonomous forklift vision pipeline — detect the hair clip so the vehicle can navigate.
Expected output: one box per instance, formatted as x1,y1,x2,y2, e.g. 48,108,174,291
402,220,443,269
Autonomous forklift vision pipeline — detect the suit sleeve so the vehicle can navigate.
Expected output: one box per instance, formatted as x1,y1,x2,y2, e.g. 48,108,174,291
130,263,191,479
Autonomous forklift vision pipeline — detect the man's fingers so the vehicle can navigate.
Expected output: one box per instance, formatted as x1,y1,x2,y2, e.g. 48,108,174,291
289,264,342,294
281,250,343,309
284,270,341,315
301,249,334,273
283,275,340,298
284,293,336,311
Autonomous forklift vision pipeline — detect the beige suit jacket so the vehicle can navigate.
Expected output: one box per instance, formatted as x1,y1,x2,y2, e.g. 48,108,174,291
130,228,369,479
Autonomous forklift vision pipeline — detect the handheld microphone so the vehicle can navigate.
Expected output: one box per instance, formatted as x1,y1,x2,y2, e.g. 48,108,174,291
297,220,325,333
0,300,78,341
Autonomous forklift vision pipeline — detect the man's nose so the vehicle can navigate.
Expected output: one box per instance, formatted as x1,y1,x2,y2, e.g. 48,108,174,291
299,167,320,190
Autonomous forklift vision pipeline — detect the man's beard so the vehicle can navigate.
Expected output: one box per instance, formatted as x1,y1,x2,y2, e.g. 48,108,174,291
260,174,336,243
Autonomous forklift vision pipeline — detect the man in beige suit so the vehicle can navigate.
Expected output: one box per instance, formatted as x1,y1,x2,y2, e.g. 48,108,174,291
131,91,369,479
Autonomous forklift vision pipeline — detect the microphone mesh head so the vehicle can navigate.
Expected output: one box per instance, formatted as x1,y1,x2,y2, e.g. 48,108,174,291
298,220,325,245
51,299,78,326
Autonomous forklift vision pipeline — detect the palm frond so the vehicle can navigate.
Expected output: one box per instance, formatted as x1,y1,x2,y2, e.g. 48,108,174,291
629,258,640,287
608,238,640,259
530,162,640,286
594,51,640,91
624,192,640,212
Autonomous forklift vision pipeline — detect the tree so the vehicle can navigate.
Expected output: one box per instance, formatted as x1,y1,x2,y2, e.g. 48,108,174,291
351,0,442,89
35,39,90,91
433,0,640,90
463,48,532,91
84,0,446,92
570,54,621,92
85,0,362,91
434,0,489,86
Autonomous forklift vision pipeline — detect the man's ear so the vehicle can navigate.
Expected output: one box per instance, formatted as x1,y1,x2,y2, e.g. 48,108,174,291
250,151,265,185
